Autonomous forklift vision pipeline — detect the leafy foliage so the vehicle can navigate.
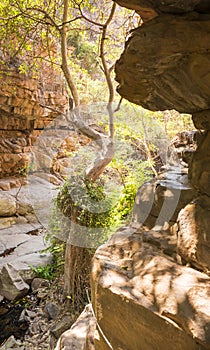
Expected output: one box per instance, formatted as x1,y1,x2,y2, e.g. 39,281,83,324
31,264,57,281
55,120,154,245
31,231,65,281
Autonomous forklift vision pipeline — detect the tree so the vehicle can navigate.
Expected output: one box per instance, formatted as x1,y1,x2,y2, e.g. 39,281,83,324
0,0,138,301
0,0,134,180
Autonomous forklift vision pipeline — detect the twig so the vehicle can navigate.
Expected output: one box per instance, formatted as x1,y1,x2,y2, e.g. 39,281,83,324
114,97,123,112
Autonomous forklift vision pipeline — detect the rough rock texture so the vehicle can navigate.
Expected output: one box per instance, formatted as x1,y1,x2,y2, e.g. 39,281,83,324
0,67,69,178
50,316,73,340
176,131,210,269
113,0,210,22
0,264,29,301
0,192,16,217
177,203,210,271
193,110,210,130
189,131,210,196
0,335,24,350
171,130,202,165
54,305,95,350
133,166,195,232
115,13,210,114
0,175,59,303
91,226,210,350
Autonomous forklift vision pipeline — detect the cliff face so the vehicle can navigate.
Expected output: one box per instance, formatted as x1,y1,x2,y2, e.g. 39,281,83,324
0,66,68,178
113,0,210,21
114,1,210,115
90,2,210,350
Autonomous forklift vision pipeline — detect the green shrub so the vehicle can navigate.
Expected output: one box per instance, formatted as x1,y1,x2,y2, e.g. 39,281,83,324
31,233,65,281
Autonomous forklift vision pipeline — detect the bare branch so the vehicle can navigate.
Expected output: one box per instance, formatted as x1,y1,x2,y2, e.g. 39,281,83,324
114,97,123,112
100,3,116,140
58,16,83,27
0,13,24,22
11,22,39,59
23,6,60,30
74,1,104,28
71,110,106,147
61,0,80,107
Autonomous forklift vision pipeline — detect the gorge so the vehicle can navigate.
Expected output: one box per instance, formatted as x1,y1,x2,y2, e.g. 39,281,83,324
0,1,210,349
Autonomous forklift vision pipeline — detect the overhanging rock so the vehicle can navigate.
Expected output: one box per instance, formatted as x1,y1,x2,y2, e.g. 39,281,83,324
115,13,210,113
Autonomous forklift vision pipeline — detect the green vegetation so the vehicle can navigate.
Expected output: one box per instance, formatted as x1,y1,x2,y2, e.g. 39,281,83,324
55,106,158,245
31,264,57,281
0,0,194,306
31,238,65,281
48,101,194,260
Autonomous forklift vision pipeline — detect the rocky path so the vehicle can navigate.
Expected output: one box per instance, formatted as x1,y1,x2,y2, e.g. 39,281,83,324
0,175,60,301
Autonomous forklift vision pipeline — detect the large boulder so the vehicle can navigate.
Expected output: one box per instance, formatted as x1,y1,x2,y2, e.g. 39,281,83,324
115,13,210,114
91,226,210,350
132,166,195,231
0,191,16,216
0,263,29,301
113,0,210,14
177,202,210,271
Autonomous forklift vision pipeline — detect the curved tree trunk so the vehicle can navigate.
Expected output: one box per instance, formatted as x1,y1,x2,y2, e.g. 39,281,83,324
60,0,116,300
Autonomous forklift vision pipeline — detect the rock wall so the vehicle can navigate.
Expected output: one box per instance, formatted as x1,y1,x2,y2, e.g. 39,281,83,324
177,132,210,271
91,136,210,350
90,2,210,350
0,66,69,178
113,0,210,272
0,66,70,309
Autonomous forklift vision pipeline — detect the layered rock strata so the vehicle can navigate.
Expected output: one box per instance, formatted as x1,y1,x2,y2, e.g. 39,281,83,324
0,67,68,178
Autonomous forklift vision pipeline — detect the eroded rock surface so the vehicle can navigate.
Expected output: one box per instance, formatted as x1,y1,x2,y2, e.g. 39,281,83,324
113,0,210,21
133,165,195,232
91,226,210,350
0,335,25,350
0,192,16,217
177,203,210,271
113,0,210,14
189,131,210,195
0,67,69,178
55,305,95,350
115,13,210,114
0,264,29,301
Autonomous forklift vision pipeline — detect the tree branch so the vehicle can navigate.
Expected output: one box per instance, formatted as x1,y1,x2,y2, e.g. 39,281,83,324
73,1,104,27
61,0,80,107
100,3,116,140
23,6,60,30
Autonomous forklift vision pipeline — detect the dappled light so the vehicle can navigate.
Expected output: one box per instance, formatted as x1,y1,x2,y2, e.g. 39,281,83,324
0,0,210,349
